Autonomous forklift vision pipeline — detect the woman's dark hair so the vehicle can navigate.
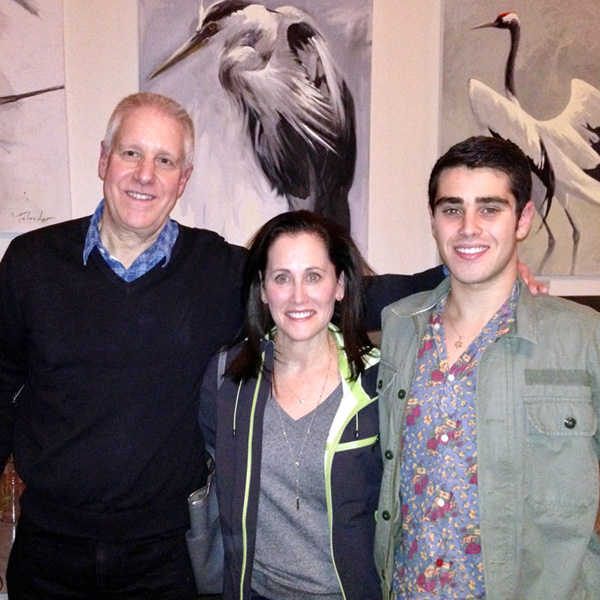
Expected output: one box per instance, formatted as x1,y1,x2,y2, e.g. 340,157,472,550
228,210,373,382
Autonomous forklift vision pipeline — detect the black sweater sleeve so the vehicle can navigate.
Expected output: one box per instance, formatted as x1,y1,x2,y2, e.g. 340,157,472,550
0,242,27,471
364,265,445,331
198,352,221,454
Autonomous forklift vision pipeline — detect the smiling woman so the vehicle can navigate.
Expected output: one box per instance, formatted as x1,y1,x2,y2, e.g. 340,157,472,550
198,210,383,599
259,232,345,359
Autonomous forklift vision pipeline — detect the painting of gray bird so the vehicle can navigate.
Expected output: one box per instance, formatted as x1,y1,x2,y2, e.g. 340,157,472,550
140,0,372,248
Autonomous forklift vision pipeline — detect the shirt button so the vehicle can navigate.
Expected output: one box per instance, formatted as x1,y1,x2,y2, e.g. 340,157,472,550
433,322,440,330
384,450,394,460
447,374,455,382
564,416,577,429
381,511,391,520
440,434,449,443
437,498,445,507
398,389,406,400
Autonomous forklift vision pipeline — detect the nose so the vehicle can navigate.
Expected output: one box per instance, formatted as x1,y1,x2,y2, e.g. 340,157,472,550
134,157,156,185
292,281,307,303
459,210,482,236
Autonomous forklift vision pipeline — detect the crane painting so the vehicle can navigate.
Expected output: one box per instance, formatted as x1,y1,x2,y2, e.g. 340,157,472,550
140,0,372,249
441,1,600,276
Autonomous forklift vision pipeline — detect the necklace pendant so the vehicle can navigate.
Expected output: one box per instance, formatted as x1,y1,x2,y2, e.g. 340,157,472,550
299,397,305,404
455,339,463,349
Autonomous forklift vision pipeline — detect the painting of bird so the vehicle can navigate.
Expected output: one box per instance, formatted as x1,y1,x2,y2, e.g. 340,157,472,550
468,12,600,275
441,1,600,275
0,0,70,231
140,0,371,248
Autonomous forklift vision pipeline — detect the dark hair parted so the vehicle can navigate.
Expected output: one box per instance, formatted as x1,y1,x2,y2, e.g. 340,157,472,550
228,210,373,383
428,135,532,218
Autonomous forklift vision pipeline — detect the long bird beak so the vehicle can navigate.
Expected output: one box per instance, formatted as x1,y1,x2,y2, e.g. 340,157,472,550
13,0,38,16
0,84,64,106
147,29,210,80
471,21,496,30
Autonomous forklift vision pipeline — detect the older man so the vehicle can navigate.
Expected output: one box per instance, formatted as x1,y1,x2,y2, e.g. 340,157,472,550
0,92,445,599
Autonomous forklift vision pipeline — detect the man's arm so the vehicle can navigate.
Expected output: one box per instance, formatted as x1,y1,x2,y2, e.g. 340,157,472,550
363,266,445,331
198,351,222,452
0,243,28,471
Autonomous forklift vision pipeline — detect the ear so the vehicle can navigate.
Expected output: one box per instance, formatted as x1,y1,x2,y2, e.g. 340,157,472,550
260,276,268,304
177,164,194,198
428,204,437,241
516,200,535,242
335,272,345,302
98,141,109,181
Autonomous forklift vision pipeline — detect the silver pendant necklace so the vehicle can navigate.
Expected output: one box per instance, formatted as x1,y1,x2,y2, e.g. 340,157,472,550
272,335,333,509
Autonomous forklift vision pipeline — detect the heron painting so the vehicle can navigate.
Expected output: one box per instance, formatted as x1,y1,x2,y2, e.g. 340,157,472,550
441,0,600,276
140,0,372,249
0,0,70,232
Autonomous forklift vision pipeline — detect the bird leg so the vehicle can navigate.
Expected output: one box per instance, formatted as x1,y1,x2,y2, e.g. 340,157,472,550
536,217,555,275
563,201,580,275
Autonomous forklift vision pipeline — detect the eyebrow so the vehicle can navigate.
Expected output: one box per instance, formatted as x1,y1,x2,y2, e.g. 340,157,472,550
117,141,178,158
433,195,511,208
269,266,326,273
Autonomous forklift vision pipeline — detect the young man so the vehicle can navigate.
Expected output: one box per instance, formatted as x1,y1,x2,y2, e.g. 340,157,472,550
375,136,600,599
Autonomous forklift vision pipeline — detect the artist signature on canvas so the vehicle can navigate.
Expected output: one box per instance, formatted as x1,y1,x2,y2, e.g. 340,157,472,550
11,210,55,224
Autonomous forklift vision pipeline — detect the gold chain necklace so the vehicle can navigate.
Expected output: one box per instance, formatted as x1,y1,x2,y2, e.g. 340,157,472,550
444,310,465,349
272,335,334,510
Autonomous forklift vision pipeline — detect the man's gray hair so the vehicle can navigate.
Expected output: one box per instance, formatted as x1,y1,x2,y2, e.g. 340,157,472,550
103,92,195,169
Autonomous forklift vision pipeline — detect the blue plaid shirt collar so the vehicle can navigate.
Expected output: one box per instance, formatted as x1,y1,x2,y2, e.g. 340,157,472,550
83,199,179,282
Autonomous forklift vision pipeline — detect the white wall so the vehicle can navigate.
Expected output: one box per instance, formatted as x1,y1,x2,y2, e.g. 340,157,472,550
369,0,440,275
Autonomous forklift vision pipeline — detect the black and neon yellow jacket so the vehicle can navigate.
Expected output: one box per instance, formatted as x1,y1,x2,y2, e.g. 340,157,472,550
199,325,383,599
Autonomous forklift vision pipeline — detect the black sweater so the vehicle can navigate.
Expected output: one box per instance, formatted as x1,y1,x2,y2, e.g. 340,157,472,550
0,218,246,540
0,216,443,541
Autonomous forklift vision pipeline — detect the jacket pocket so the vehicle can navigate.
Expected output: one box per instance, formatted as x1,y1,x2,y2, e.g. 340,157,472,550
524,391,598,515
377,359,400,399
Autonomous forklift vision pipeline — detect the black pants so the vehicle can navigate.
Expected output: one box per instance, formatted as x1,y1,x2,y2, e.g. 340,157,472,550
7,513,197,599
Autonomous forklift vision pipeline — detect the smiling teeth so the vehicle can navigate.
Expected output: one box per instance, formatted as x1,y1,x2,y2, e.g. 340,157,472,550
457,246,487,254
128,191,154,200
289,311,312,318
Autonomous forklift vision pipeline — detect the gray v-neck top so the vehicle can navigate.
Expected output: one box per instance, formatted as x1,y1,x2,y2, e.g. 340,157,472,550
252,382,344,599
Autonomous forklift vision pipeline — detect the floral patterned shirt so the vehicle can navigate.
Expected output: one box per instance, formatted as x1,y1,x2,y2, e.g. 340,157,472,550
392,283,519,598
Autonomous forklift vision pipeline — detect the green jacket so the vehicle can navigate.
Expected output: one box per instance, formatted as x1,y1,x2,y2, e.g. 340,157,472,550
375,277,600,600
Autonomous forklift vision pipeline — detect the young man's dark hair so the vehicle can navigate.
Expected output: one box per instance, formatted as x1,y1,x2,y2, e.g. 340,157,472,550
428,135,533,217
